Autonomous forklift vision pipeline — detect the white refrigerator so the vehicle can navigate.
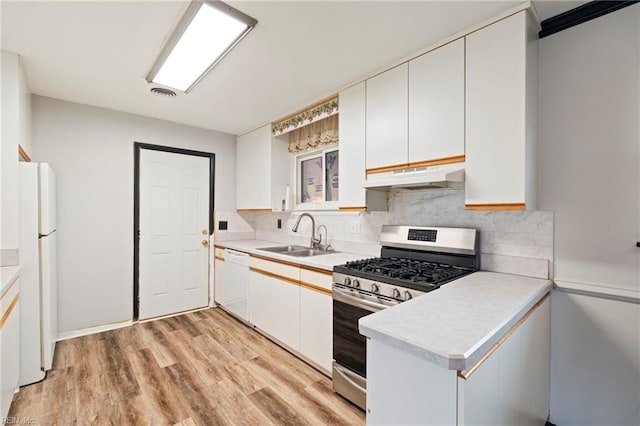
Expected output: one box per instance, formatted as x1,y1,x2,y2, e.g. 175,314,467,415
19,162,58,386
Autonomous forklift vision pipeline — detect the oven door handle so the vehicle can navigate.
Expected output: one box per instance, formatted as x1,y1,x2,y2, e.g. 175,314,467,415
333,287,395,312
333,363,366,394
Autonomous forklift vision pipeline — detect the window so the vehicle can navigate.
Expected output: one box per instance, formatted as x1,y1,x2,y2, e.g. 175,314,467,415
297,146,339,204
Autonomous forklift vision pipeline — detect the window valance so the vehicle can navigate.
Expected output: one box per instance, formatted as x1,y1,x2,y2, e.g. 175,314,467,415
272,96,338,137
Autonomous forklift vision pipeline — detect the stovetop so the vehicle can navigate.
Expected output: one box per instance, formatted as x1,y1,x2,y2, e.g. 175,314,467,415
333,257,474,292
332,225,479,301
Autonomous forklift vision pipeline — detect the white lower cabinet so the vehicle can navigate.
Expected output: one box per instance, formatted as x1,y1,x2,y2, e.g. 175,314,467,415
300,286,333,372
270,277,300,350
247,255,333,374
248,257,301,352
459,296,550,426
367,295,550,425
248,269,274,335
1,278,20,418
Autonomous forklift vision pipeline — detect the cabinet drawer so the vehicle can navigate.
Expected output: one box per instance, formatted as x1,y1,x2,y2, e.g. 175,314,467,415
250,256,300,281
300,267,333,293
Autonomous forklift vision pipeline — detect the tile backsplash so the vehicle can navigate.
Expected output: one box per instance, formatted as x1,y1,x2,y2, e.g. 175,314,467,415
217,187,553,279
389,188,553,279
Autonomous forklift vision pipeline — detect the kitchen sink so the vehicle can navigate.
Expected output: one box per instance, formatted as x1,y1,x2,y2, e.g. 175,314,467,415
258,245,338,257
258,245,309,253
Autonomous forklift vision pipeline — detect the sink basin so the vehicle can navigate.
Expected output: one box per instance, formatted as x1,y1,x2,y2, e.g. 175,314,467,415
286,248,337,257
258,245,309,254
258,245,338,257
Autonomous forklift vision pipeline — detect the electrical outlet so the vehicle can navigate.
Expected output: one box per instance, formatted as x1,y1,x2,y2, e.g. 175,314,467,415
218,221,228,230
277,219,282,229
350,221,361,234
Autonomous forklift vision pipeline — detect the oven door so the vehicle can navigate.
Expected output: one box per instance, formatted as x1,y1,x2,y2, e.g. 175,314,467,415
332,284,397,409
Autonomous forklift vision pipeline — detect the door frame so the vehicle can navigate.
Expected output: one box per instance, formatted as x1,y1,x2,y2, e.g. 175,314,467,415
133,142,216,321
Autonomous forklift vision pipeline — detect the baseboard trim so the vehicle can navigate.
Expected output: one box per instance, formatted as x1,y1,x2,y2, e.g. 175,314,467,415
57,306,215,341
57,319,134,341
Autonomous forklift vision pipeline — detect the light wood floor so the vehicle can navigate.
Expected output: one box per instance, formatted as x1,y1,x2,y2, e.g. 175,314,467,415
9,308,365,425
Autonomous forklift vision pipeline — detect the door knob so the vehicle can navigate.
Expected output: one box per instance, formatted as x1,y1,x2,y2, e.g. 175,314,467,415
202,239,209,247
202,229,208,235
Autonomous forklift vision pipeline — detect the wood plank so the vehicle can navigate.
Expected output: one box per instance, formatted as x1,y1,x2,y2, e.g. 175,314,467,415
163,363,229,426
127,348,188,425
248,387,313,426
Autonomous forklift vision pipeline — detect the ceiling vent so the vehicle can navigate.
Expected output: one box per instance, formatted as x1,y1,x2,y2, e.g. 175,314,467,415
150,87,177,97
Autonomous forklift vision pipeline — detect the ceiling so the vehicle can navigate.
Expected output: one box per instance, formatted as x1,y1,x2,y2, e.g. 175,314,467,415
1,1,585,136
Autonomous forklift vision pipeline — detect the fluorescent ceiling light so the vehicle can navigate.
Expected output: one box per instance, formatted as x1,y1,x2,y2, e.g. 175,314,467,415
147,1,257,93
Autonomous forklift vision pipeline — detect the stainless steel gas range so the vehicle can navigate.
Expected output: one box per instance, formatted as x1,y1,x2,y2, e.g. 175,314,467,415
331,225,480,410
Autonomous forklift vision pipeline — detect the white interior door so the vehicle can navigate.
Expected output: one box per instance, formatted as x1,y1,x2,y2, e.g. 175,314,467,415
139,149,210,319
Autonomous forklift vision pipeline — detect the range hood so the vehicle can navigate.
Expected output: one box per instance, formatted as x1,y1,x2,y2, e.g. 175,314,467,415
363,162,465,190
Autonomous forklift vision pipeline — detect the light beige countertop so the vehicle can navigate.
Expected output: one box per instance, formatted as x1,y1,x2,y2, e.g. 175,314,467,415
359,271,552,371
213,239,370,271
0,266,20,297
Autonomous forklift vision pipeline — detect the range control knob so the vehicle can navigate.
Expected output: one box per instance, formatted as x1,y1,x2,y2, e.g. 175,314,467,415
353,279,361,288
344,277,351,286
404,290,413,301
371,283,380,293
391,288,401,299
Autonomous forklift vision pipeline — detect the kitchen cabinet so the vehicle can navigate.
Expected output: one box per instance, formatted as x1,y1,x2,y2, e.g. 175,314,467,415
236,124,289,212
364,40,465,186
248,267,272,332
408,38,465,165
337,82,387,211
1,278,20,418
270,276,300,350
245,253,333,374
366,295,550,425
365,64,408,172
299,268,333,372
465,10,538,210
249,256,300,351
458,296,550,425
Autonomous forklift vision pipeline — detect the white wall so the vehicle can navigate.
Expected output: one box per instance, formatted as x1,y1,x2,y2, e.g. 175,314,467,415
1,51,31,263
538,5,640,424
30,96,236,334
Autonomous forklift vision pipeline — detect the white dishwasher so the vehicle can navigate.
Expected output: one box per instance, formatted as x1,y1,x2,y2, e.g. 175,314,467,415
220,249,250,321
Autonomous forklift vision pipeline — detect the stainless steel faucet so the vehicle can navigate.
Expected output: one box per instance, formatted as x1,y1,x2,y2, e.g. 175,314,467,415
317,224,331,251
292,213,321,249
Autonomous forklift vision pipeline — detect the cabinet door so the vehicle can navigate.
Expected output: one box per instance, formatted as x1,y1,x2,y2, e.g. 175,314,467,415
271,278,300,350
236,124,272,210
460,296,550,426
366,64,409,171
249,270,273,333
465,11,528,208
408,38,465,164
299,287,332,372
339,82,367,208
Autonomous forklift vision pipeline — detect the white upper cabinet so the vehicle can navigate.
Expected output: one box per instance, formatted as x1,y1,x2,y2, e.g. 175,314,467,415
236,124,289,211
339,82,367,208
408,38,465,165
338,82,387,211
465,11,538,210
365,64,409,171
